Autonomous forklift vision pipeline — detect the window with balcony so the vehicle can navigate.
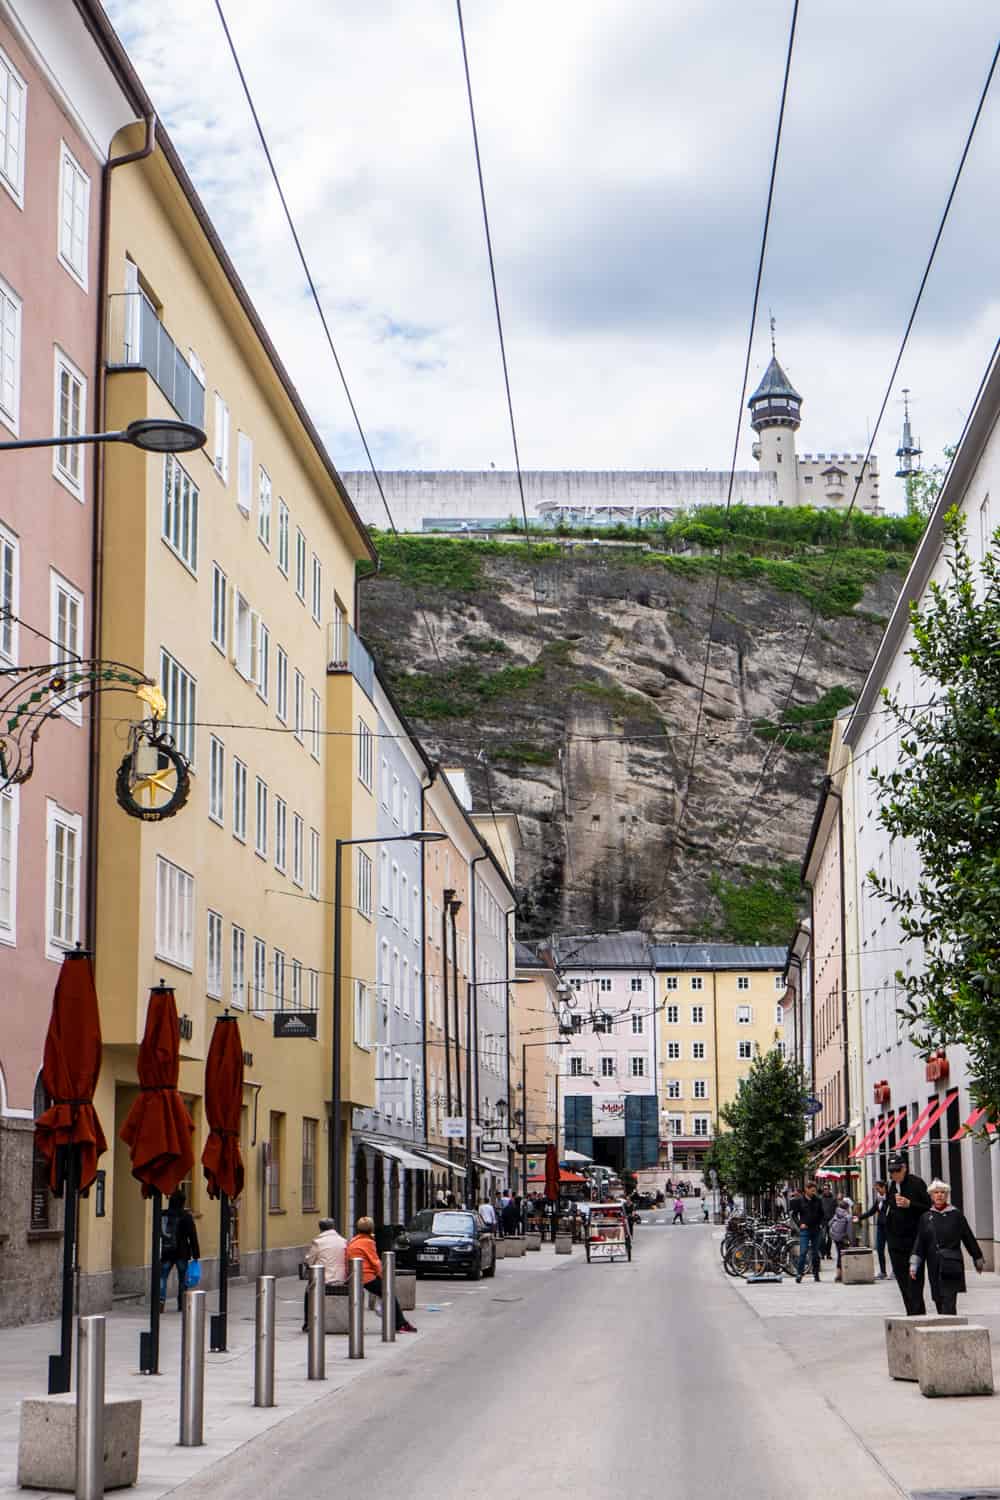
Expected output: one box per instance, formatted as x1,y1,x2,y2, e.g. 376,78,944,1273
290,959,302,1011
310,690,321,761
111,273,205,432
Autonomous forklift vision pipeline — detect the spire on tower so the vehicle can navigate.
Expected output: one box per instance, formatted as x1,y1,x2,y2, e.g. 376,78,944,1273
895,388,922,478
770,312,776,357
748,337,802,433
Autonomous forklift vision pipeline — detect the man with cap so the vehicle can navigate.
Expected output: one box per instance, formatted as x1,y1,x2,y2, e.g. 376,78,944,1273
885,1153,931,1314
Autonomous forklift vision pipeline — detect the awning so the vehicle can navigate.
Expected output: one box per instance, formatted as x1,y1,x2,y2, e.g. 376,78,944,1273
412,1148,464,1176
360,1138,431,1172
561,1149,592,1164
807,1133,849,1172
473,1155,503,1173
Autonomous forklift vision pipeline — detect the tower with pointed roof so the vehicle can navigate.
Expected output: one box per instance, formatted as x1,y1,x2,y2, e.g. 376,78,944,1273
748,331,802,508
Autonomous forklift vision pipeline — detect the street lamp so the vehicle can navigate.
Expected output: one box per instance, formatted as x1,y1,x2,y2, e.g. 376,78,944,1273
462,978,528,1209
330,829,446,1227
0,416,207,454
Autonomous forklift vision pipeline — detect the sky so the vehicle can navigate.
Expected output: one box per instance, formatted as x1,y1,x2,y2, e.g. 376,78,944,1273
103,1,1000,514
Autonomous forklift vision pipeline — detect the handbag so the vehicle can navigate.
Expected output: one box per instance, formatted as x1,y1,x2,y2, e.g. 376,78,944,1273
185,1259,202,1289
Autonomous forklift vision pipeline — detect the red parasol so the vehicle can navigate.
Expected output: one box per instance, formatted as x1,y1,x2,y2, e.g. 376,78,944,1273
119,986,194,1198
544,1143,560,1201
202,1016,245,1199
34,952,108,1193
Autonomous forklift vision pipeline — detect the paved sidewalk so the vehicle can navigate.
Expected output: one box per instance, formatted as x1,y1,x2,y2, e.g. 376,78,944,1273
0,1250,571,1500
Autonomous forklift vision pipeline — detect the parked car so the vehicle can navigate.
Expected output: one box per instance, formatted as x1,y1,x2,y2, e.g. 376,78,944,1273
395,1209,496,1280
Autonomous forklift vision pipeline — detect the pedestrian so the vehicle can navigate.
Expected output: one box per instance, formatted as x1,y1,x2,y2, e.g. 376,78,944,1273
790,1180,825,1283
346,1216,417,1333
502,1192,520,1237
819,1182,837,1259
444,1189,457,1209
830,1196,854,1281
885,1152,932,1315
479,1197,497,1232
435,1187,446,1208
702,1196,710,1222
301,1217,347,1331
858,1179,889,1278
672,1196,684,1225
910,1179,985,1315
159,1188,200,1312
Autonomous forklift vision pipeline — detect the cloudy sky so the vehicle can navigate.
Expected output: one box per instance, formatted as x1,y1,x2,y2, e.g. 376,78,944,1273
104,1,999,512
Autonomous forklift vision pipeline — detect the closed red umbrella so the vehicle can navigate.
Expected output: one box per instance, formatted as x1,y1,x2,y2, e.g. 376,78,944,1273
544,1143,560,1202
202,1014,244,1199
34,952,108,1192
119,985,194,1197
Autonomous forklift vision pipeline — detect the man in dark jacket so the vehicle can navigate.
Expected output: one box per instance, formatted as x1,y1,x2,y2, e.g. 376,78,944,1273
790,1180,825,1283
884,1153,931,1314
819,1182,837,1259
858,1179,889,1278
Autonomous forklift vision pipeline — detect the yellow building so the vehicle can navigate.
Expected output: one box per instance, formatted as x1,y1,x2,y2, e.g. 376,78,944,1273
652,944,788,1183
82,87,375,1303
512,943,563,1192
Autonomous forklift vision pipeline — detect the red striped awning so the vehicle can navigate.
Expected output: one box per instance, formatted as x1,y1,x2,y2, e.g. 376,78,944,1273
896,1090,958,1149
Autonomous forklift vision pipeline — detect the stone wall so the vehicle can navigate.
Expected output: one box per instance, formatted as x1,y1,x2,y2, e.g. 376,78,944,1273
0,1117,65,1328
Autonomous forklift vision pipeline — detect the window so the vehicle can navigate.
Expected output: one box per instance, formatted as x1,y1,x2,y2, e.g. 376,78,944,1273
54,351,87,498
0,47,26,206
255,621,270,702
666,1079,681,1099
208,736,224,824
292,813,304,886
232,758,247,841
667,1114,683,1137
268,1111,283,1209
402,787,409,831
309,828,320,898
402,957,410,1016
0,274,20,432
738,1040,753,1060
775,1003,784,1025
0,521,17,665
275,646,288,722
596,1056,612,1078
391,861,400,921
310,690,321,760
257,466,271,548
58,143,90,286
691,1004,704,1025
293,670,304,742
666,1004,679,1024
391,775,400,824
354,979,372,1049
311,553,322,623
630,1056,645,1077
295,528,307,600
736,1005,752,1025
211,564,227,652
154,855,194,970
0,785,18,942
290,959,302,1011
207,910,223,998
665,976,678,991
308,968,318,1013
301,1118,317,1211
213,393,230,481
666,1041,680,1060
690,976,704,991
255,778,268,857
273,949,285,1008
774,975,785,992
737,976,750,992
274,797,287,872
630,977,643,992
379,849,389,912
161,454,199,571
51,573,84,723
231,925,246,1008
357,848,373,920
593,1014,612,1034
631,1013,643,1034
599,977,612,993
693,1079,708,1099
277,499,289,574
160,648,196,763
401,873,409,932
237,432,252,514
693,1116,711,1138
252,938,266,1015
692,1040,705,1060
358,720,373,789
569,1056,584,1077
380,758,390,808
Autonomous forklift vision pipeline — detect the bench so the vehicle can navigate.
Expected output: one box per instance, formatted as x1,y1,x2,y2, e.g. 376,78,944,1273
885,1315,967,1381
913,1323,994,1397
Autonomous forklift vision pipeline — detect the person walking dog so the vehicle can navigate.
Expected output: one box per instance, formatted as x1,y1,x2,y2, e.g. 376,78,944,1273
910,1179,985,1315
885,1153,931,1314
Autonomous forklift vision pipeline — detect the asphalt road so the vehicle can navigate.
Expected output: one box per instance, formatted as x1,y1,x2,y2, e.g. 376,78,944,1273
177,1224,904,1500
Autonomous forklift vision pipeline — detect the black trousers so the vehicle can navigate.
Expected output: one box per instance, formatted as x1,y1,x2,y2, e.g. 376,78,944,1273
933,1281,959,1315
888,1245,925,1315
366,1275,408,1331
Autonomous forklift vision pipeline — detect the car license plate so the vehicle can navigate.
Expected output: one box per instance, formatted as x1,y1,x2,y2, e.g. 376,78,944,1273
420,1252,445,1261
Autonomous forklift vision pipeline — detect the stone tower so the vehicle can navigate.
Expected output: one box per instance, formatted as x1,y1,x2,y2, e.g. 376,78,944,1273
748,350,802,508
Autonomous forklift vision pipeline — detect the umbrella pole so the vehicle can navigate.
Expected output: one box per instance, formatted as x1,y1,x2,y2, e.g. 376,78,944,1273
211,1192,230,1353
48,1144,78,1395
140,1190,163,1375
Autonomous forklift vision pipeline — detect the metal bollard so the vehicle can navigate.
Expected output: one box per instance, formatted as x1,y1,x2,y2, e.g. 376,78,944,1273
76,1315,105,1500
381,1251,396,1343
179,1290,206,1446
253,1276,276,1407
348,1258,364,1360
306,1265,325,1380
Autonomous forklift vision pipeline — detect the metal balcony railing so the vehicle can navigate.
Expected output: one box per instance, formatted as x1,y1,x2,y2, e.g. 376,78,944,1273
107,290,206,433
327,618,374,697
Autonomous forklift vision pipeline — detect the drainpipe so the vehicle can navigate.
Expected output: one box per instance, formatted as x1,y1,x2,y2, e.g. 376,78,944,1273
470,853,487,1130
449,896,463,1115
419,764,437,1149
827,781,851,1135
441,890,454,1119
504,907,515,1187
86,113,156,951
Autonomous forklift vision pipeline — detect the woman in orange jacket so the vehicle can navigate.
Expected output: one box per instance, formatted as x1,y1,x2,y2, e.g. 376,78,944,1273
346,1216,417,1333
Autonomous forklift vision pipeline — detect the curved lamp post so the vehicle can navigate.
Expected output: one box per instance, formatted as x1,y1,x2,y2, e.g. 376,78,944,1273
0,417,207,454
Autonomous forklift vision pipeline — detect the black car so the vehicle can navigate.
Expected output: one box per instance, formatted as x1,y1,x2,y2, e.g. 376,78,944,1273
395,1209,496,1280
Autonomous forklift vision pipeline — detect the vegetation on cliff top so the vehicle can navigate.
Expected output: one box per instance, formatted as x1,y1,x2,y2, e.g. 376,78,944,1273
708,863,804,945
752,684,856,757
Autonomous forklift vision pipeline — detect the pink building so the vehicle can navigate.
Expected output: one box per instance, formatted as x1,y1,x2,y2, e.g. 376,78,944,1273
0,0,139,1324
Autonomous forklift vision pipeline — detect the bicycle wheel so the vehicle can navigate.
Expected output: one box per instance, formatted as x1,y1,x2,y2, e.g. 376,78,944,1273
725,1242,760,1278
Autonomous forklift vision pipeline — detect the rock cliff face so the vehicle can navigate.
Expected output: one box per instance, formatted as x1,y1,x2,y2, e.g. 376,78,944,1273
357,536,906,941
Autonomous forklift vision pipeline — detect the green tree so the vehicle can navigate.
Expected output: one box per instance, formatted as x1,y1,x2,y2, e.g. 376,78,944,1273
869,508,1000,1111
718,1048,808,1197
904,446,954,521
702,1131,739,1194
